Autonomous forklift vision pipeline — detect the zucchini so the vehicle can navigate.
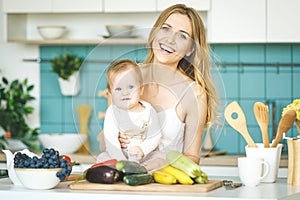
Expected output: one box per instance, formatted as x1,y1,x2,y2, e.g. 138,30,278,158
166,151,201,178
152,171,177,185
162,165,194,185
194,174,208,184
194,170,208,184
123,173,153,186
116,160,147,174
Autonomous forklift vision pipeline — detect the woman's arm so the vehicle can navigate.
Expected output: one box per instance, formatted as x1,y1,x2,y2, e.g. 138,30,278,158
182,84,208,164
103,107,127,160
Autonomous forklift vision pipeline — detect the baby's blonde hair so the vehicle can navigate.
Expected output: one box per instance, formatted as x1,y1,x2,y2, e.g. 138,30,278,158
106,59,142,92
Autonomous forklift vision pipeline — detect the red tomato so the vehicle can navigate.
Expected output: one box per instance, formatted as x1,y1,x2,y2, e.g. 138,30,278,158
91,159,118,168
61,154,72,167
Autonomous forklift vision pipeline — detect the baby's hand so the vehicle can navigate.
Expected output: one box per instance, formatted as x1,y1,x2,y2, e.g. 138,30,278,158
128,146,144,161
119,132,130,149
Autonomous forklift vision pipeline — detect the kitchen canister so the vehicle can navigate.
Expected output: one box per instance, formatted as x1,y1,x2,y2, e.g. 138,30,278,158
287,139,300,186
245,143,283,183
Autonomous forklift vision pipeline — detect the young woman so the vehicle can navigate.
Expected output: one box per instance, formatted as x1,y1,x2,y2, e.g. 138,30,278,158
116,4,219,170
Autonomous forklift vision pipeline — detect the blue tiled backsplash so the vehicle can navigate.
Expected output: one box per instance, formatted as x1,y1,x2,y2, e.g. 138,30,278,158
40,44,300,155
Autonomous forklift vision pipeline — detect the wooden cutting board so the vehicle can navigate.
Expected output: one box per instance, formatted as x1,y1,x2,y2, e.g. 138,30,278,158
69,180,223,193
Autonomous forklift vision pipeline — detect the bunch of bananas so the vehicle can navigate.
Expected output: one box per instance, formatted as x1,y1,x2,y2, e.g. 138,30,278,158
153,151,208,185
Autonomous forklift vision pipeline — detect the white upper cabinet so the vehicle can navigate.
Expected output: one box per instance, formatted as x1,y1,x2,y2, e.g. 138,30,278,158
3,0,52,13
267,0,300,42
157,0,210,11
208,0,266,43
52,0,103,13
104,0,156,12
3,0,300,43
3,0,103,13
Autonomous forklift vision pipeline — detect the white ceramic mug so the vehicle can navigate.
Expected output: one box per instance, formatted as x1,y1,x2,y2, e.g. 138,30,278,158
238,157,270,187
245,143,283,183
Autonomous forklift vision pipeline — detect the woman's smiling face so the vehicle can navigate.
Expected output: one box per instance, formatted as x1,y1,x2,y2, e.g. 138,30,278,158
152,13,194,68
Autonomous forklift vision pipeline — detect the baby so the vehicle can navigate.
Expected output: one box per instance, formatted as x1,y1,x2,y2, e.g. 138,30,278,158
97,59,162,163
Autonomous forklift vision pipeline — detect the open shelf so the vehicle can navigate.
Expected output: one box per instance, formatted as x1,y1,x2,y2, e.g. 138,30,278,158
8,38,147,45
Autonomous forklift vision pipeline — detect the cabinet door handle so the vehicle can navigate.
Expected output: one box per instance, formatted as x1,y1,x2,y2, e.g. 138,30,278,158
98,89,108,98
98,112,106,119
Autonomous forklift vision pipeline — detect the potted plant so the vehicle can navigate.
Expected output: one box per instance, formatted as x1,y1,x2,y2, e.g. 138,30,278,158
0,77,40,151
51,51,84,96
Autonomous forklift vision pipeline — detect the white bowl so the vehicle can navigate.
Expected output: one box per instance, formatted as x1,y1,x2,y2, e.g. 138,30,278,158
38,133,87,154
106,25,134,37
15,168,62,189
37,26,67,40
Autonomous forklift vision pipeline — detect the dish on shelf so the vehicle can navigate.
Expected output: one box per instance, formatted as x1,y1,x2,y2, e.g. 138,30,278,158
37,26,67,40
102,35,139,39
105,25,135,37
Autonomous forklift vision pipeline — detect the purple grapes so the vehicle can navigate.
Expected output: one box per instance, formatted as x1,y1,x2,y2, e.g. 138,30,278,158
14,148,72,181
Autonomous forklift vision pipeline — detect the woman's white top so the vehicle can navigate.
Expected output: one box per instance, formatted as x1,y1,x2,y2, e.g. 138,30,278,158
151,82,196,159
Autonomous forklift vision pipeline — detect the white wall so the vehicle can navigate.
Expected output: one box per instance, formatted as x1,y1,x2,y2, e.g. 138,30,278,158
0,0,40,128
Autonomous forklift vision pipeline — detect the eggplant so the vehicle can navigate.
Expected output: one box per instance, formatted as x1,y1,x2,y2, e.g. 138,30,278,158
85,165,119,184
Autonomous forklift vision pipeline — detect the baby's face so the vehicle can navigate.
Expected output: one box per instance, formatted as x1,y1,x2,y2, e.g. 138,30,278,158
110,68,142,111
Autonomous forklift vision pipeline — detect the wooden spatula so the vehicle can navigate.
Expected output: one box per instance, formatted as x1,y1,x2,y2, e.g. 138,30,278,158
254,102,270,148
271,110,296,148
77,104,92,153
225,101,257,147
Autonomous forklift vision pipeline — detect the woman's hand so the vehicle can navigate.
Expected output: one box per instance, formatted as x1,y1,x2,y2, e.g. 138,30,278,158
142,158,168,173
118,132,130,149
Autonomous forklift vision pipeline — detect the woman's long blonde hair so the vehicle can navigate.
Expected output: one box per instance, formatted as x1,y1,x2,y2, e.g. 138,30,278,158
144,4,219,130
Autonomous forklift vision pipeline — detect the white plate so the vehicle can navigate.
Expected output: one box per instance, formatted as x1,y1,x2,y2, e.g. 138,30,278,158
102,35,138,39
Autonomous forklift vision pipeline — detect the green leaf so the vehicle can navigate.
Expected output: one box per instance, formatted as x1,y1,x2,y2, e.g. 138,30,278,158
0,76,39,151
24,106,34,114
11,80,19,89
23,78,28,86
27,85,34,91
2,77,8,85
51,51,84,80
0,137,9,150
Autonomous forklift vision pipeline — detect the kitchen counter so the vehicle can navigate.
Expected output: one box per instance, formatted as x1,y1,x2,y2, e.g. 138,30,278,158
1,177,300,200
0,153,289,167
0,152,289,178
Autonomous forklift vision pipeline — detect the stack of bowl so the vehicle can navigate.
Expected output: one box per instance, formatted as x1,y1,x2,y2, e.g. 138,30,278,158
37,26,67,40
105,25,134,37
38,133,87,154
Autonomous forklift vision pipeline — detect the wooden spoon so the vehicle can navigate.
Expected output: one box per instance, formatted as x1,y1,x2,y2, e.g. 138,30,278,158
271,110,296,148
224,101,257,147
254,102,270,148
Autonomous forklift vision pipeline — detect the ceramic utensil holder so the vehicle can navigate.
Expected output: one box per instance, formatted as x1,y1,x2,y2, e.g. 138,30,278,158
296,120,300,134
245,143,283,183
287,139,300,186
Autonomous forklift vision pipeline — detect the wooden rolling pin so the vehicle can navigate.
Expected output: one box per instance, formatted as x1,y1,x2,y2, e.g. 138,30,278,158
98,89,109,119
97,89,110,152
77,104,92,154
